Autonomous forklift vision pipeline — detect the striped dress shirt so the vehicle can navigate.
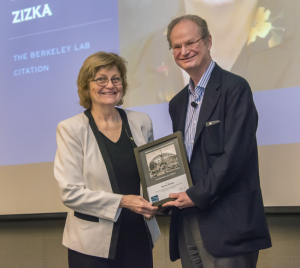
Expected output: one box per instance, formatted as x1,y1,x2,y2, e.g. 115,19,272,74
184,60,215,162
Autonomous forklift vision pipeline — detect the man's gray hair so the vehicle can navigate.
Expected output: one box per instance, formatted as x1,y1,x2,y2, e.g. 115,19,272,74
167,14,210,48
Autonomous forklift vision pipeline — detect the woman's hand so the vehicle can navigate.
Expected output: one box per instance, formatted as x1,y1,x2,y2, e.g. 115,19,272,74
119,195,159,219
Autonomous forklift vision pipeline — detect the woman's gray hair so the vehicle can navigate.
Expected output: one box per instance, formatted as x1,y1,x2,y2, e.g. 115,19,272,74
167,14,210,47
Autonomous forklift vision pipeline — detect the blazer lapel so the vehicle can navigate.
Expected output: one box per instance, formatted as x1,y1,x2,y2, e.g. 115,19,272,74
177,85,189,134
194,64,222,144
84,109,120,194
84,109,122,260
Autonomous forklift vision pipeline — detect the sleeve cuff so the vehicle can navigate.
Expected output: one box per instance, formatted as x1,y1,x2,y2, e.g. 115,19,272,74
114,208,122,222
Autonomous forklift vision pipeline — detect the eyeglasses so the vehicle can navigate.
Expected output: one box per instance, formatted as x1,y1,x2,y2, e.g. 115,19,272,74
169,37,202,54
91,76,123,87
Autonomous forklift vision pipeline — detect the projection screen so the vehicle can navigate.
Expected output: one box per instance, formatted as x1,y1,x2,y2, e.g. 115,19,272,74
0,0,299,216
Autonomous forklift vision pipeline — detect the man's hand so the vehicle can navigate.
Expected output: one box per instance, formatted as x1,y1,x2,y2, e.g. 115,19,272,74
120,195,158,219
162,192,195,209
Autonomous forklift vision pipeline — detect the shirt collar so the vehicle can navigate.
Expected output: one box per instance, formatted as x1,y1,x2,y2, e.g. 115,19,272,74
188,60,215,96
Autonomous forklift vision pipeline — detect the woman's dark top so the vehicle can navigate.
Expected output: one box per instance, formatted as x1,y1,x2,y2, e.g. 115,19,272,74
100,123,152,267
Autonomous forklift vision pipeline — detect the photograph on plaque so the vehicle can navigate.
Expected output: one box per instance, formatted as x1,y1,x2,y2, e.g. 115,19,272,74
134,132,193,206
145,143,179,179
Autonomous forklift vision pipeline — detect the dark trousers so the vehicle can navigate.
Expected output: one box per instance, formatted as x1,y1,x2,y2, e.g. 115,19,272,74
68,247,153,268
177,210,259,268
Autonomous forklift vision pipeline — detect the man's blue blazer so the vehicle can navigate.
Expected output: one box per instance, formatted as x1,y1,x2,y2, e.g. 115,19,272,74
168,63,272,260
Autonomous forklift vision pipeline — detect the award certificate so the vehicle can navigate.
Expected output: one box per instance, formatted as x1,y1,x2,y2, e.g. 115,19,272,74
134,132,193,206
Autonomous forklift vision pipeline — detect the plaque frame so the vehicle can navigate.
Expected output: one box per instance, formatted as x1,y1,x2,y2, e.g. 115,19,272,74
134,131,193,207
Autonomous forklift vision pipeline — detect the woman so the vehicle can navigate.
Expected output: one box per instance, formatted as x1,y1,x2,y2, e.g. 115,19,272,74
54,51,160,268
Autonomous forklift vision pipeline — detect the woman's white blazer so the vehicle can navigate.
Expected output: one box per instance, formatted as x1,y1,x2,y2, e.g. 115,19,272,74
54,109,161,258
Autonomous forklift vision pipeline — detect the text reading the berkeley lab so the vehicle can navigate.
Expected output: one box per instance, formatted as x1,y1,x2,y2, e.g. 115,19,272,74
13,42,90,76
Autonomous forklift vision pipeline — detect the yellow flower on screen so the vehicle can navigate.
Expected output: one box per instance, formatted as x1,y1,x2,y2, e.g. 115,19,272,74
247,7,272,46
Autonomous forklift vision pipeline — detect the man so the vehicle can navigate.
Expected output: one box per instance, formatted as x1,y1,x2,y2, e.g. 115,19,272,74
162,15,271,268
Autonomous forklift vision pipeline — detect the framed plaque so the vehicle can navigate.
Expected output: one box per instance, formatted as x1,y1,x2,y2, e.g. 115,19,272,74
134,131,193,207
